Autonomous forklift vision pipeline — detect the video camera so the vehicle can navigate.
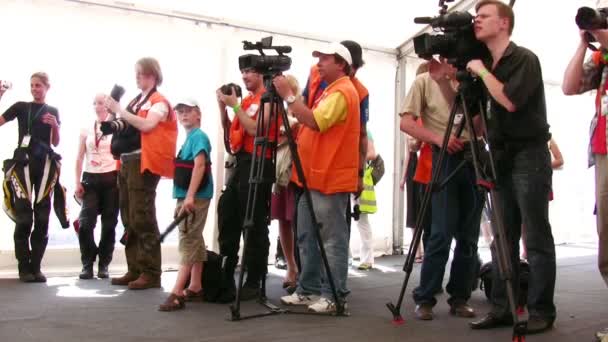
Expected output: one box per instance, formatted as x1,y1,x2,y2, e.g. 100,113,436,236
576,6,608,31
412,0,486,69
238,36,292,76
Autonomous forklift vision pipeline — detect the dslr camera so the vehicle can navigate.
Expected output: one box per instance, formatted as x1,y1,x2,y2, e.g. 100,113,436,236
412,0,486,69
239,36,292,77
220,83,243,98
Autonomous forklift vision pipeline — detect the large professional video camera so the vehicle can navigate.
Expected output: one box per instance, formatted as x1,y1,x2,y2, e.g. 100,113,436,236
412,0,486,69
576,6,608,31
238,37,292,76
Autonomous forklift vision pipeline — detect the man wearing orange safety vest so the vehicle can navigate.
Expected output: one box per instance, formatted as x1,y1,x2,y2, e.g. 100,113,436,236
216,67,275,301
273,43,360,313
303,40,369,192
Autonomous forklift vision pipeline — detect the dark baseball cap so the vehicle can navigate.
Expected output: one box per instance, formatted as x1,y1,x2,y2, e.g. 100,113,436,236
340,40,364,69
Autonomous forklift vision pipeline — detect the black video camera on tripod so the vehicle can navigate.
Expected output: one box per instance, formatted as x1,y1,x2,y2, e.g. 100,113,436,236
387,2,527,341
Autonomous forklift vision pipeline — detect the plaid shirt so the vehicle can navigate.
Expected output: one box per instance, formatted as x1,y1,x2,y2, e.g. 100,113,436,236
580,54,608,167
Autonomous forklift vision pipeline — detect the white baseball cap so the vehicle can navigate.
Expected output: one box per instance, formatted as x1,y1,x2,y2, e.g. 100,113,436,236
173,97,199,109
312,42,353,66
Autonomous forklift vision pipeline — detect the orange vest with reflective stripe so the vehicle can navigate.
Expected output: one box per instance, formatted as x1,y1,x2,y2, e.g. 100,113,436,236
139,92,177,178
228,89,277,158
292,76,360,194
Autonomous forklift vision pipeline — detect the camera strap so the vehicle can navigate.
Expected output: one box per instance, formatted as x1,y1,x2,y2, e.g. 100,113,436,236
126,87,157,115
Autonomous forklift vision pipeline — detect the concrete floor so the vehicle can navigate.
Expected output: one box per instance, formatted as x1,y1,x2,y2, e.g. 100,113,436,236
0,245,606,342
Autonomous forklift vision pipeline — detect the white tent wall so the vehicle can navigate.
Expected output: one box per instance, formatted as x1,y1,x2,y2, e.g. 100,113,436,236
0,0,398,267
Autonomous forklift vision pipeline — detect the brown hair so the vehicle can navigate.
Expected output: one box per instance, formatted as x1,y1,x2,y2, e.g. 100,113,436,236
334,54,352,76
31,72,50,87
476,0,515,35
136,57,163,86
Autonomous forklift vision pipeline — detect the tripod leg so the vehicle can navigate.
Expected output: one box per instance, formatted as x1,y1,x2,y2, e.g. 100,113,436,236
386,93,463,323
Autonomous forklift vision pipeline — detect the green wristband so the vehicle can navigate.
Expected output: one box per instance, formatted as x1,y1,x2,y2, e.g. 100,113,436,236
232,104,241,113
479,69,489,80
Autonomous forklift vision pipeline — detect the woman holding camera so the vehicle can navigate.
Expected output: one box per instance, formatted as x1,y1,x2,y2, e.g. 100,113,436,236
105,57,177,290
74,94,119,279
0,72,61,282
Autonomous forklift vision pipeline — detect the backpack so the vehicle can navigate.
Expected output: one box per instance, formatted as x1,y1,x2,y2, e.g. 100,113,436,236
478,259,530,307
201,251,228,302
369,154,385,185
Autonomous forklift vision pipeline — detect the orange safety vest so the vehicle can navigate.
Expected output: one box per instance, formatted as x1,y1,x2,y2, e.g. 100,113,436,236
413,143,432,184
292,76,360,194
228,89,277,158
139,92,177,178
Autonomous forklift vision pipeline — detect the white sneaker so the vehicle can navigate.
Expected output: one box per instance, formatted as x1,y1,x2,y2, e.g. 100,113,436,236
307,297,347,313
280,292,319,306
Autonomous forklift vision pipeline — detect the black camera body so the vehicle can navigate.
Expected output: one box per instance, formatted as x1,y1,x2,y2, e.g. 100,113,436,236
576,6,608,31
221,83,243,98
238,36,292,76
413,9,487,69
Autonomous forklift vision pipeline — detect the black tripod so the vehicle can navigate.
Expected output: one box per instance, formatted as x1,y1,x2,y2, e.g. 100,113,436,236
229,75,347,321
386,70,527,341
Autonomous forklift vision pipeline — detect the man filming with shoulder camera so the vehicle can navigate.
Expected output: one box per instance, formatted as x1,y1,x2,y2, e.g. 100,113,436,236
466,1,556,334
563,1,608,339
216,67,274,301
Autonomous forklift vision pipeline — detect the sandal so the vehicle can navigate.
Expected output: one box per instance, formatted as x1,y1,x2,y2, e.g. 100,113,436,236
183,288,204,302
158,293,185,312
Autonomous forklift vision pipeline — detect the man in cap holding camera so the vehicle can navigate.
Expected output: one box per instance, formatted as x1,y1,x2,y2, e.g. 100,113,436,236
466,0,555,334
400,56,483,321
563,1,608,339
303,40,369,193
272,42,360,313
215,66,274,301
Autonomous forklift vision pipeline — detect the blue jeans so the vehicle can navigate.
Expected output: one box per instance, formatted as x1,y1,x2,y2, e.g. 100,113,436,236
490,143,556,320
296,190,350,301
413,148,483,306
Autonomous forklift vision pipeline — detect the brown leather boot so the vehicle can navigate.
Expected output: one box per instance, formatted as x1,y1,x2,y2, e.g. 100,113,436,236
111,272,139,286
128,273,161,290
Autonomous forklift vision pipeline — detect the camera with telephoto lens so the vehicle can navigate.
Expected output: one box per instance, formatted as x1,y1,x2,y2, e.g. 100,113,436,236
412,0,487,69
221,83,243,98
576,6,608,31
100,84,128,136
239,36,292,76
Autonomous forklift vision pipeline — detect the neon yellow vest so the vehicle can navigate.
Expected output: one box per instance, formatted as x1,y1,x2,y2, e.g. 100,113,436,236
359,166,377,214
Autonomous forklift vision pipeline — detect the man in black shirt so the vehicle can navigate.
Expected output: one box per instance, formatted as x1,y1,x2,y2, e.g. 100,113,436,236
466,0,556,335
0,72,60,283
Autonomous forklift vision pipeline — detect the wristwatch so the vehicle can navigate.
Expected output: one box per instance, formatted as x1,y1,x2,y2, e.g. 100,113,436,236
285,95,296,104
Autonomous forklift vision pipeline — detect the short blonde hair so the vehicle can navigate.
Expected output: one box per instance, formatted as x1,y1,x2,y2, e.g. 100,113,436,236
31,72,50,87
136,57,163,86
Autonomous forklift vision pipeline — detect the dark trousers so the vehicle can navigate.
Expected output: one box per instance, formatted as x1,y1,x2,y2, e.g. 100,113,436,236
78,171,119,269
491,144,556,320
413,149,483,306
218,152,272,287
13,157,51,273
118,156,161,278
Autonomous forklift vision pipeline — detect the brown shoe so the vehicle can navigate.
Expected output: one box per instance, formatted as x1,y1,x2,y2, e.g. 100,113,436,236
111,272,139,286
415,304,434,320
128,273,161,290
450,302,476,318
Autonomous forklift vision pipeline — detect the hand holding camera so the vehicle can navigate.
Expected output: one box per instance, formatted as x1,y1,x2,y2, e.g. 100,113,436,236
0,80,12,96
216,84,241,109
272,75,292,99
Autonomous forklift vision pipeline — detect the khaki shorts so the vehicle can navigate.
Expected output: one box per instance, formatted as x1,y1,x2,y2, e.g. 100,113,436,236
176,198,210,264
